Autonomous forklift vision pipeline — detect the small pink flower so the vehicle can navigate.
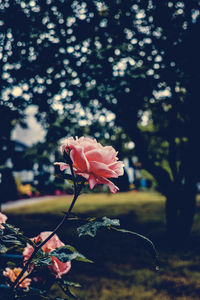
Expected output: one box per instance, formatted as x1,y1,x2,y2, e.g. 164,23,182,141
55,136,124,193
23,231,71,278
3,267,31,289
34,231,65,253
0,212,7,229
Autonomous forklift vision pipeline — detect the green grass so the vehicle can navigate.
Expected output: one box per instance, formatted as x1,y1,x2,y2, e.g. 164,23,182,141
3,191,200,300
5,190,165,216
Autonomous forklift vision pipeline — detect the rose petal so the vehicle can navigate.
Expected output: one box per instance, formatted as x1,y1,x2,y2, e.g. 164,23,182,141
54,162,69,171
109,161,124,176
50,256,71,278
88,174,98,189
38,232,64,253
89,161,118,178
85,149,104,162
70,146,89,172
23,243,34,262
97,177,119,193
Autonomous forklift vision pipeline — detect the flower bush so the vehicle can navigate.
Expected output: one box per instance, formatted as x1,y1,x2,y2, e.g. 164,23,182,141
0,136,157,299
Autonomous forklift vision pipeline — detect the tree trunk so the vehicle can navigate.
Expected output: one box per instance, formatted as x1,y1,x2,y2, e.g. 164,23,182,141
165,183,196,243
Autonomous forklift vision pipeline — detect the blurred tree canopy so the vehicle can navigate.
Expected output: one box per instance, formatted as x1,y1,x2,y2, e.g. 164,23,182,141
1,0,200,238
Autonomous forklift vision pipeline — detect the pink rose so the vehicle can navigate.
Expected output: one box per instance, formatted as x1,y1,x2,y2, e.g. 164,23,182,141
23,231,71,278
55,136,124,193
3,267,31,289
0,212,7,229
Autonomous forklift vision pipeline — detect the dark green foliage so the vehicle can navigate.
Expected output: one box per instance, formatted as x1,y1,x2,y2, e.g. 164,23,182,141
32,249,52,267
77,216,158,267
31,244,93,267
77,217,120,237
50,245,93,264
2,223,36,248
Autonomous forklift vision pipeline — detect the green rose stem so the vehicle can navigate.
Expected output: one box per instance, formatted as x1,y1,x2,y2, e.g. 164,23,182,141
12,157,84,290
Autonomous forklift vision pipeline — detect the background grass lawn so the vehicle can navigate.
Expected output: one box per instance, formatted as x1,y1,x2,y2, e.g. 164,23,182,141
3,191,200,300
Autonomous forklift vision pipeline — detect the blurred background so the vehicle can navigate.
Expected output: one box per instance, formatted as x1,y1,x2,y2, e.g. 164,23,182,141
1,1,200,299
